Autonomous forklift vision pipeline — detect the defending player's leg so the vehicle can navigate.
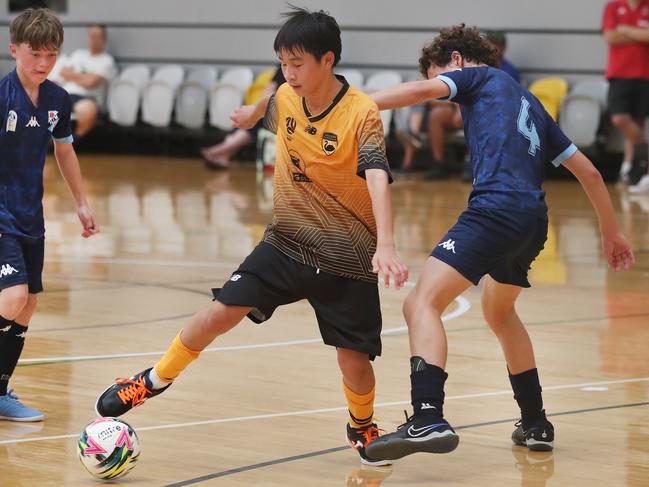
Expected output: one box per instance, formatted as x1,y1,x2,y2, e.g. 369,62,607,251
481,276,554,451
366,257,471,460
338,348,390,466
95,301,250,417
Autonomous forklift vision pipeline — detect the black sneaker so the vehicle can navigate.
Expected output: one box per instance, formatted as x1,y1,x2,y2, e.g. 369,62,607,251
365,411,459,461
95,368,171,417
511,412,554,451
423,164,449,180
346,423,392,466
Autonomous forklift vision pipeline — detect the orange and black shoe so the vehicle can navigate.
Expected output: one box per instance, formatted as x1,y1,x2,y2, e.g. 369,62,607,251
95,368,171,417
346,423,392,467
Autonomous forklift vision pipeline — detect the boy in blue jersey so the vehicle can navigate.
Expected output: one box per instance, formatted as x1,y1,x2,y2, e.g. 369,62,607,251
0,8,98,421
364,25,635,460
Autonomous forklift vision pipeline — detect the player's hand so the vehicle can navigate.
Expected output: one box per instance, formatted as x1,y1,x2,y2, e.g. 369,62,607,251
602,231,634,271
372,243,409,289
230,105,260,130
78,204,100,238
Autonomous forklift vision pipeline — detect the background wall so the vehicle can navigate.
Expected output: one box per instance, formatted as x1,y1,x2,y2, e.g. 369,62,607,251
0,0,611,83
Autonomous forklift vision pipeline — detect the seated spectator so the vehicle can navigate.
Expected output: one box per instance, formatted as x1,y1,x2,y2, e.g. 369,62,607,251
51,24,116,137
485,30,520,83
202,66,285,170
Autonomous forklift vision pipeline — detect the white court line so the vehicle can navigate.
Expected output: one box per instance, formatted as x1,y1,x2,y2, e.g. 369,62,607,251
44,256,236,269
1,376,647,445
19,294,471,365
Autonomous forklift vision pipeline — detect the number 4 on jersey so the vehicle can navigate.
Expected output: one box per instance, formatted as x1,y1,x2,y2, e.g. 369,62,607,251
517,96,541,156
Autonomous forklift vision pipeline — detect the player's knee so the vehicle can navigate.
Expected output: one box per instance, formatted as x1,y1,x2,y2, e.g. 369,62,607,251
337,348,370,376
611,113,631,128
0,286,30,319
481,300,515,332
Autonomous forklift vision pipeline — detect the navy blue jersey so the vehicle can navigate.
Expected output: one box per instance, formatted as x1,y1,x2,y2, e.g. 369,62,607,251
437,67,576,218
0,70,73,239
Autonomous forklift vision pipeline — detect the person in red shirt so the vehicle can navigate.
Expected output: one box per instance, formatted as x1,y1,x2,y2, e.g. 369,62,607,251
602,0,649,192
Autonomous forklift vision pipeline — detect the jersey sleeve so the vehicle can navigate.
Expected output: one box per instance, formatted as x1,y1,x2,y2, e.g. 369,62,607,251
356,105,393,182
262,93,279,134
544,113,577,167
52,91,74,144
435,68,483,105
602,1,618,31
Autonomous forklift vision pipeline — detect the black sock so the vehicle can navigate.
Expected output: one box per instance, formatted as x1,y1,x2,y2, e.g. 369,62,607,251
509,368,544,427
0,316,12,349
410,356,447,419
634,142,648,163
0,322,28,396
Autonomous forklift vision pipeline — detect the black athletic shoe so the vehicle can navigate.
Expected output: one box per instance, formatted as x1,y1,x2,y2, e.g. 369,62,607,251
346,423,392,466
511,412,554,451
365,411,459,461
95,368,171,417
423,164,449,180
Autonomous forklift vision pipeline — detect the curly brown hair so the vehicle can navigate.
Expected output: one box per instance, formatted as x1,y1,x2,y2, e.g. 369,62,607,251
419,24,497,78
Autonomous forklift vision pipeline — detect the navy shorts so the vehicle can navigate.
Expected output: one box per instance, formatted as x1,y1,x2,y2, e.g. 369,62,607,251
431,207,548,288
0,235,45,294
213,242,382,359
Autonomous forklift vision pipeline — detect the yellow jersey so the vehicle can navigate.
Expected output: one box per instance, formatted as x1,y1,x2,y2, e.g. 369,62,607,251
262,77,392,282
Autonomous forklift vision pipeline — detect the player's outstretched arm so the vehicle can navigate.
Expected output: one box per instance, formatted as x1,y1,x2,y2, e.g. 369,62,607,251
371,79,451,111
365,168,409,288
53,142,99,238
563,150,634,271
230,93,272,129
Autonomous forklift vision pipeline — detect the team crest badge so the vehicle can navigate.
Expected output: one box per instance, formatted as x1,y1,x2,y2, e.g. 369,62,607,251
322,132,338,156
48,110,59,132
6,110,17,132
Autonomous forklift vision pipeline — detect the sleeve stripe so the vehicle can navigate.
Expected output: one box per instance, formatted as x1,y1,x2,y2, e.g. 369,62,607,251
551,143,577,167
53,135,74,144
436,75,458,100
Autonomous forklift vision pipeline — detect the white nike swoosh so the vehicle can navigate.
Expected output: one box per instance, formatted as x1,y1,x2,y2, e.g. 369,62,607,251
407,424,447,437
0,326,10,332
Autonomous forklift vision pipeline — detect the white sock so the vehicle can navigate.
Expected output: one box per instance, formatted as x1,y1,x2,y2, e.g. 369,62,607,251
147,367,172,390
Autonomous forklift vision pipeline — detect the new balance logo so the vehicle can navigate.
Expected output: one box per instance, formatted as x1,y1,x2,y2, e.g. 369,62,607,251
438,239,456,254
25,116,40,128
420,403,437,410
230,274,242,282
0,264,18,277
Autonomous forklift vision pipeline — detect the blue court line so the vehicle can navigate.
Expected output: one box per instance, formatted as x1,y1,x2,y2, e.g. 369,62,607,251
161,401,649,486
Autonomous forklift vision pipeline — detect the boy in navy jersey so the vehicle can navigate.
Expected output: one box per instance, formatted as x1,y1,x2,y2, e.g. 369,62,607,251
0,8,98,421
365,25,635,460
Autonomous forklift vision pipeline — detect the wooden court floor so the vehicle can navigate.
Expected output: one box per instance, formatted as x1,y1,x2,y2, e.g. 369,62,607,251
1,155,647,486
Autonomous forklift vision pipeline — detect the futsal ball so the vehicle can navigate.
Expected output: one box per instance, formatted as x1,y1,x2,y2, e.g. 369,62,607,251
77,417,140,480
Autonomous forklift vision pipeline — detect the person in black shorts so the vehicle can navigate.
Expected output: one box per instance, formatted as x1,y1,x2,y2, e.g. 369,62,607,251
96,7,407,466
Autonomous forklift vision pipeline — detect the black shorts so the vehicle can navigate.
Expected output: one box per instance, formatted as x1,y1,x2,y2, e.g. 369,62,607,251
431,207,547,288
213,242,382,358
0,235,44,294
607,78,649,119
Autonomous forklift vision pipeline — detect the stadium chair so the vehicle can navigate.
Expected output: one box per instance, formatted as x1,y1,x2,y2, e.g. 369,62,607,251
363,71,402,136
107,64,151,126
174,66,218,129
559,79,609,148
141,64,185,127
336,69,364,88
528,77,569,121
209,67,254,130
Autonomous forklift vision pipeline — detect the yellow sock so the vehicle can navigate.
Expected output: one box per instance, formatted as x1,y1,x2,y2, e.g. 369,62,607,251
153,332,200,382
343,381,375,428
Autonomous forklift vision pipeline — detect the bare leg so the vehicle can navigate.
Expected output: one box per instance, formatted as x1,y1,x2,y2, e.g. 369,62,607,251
180,300,251,351
202,130,254,167
73,99,98,138
337,348,375,394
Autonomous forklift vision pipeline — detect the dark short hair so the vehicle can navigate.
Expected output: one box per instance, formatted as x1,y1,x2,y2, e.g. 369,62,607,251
88,24,108,37
485,30,507,48
419,24,497,78
10,8,64,51
273,5,342,66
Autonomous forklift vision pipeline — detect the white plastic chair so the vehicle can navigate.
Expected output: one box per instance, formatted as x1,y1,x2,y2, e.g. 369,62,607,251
559,79,609,148
141,65,185,127
364,71,402,136
107,64,151,126
175,67,218,129
208,67,254,130
337,69,364,88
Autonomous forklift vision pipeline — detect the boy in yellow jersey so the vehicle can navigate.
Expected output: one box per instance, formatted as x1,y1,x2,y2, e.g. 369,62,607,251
96,6,408,466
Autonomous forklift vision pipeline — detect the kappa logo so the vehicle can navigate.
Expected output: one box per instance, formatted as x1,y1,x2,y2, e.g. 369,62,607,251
6,110,17,132
285,117,296,135
0,264,18,277
230,274,242,282
322,132,338,156
25,116,40,128
420,403,437,410
438,239,456,254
